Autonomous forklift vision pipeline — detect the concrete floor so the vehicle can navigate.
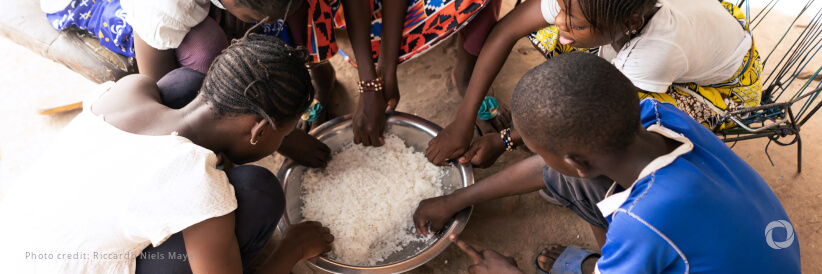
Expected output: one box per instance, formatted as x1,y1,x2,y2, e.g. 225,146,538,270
1,3,821,273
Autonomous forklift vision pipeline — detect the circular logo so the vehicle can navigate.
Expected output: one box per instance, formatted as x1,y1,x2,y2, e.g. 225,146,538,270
765,220,795,249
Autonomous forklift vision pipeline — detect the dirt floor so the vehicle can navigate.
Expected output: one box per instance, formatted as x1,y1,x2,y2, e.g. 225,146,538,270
1,2,821,273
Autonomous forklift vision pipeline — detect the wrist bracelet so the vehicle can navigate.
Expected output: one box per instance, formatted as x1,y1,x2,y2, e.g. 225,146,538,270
500,128,516,151
358,77,383,93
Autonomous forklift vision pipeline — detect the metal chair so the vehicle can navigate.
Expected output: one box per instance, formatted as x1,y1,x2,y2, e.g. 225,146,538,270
714,0,822,173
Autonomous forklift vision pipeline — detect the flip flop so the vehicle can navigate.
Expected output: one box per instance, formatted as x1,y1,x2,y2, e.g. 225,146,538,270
534,245,600,274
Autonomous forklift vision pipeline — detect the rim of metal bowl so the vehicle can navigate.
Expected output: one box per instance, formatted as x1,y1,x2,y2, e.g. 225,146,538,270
276,111,474,274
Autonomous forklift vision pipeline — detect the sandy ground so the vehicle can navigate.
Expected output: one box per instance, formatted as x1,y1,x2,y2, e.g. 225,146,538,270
1,2,821,273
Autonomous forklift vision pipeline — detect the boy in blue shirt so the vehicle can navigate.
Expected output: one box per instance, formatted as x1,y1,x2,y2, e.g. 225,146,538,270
415,53,801,273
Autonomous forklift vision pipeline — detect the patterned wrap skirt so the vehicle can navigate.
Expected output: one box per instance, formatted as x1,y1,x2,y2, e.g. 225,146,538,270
526,1,762,130
46,0,489,66
262,0,490,65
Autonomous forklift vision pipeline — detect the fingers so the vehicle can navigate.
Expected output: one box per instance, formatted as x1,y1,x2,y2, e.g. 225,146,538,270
353,130,363,145
460,142,481,164
413,212,429,236
386,98,398,111
450,234,482,264
426,138,439,159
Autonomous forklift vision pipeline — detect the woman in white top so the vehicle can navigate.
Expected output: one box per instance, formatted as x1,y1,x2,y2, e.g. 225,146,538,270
426,0,762,168
0,34,333,273
41,0,335,169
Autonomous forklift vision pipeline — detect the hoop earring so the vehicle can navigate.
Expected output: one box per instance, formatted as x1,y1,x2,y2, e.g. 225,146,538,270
250,138,258,145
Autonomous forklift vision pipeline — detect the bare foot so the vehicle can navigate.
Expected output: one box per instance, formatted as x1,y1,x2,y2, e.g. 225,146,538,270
537,245,598,273
299,61,337,131
277,129,332,168
475,100,512,136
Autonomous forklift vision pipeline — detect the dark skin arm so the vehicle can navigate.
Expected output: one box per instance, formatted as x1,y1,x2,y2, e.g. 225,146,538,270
134,33,178,82
414,155,546,236
426,0,548,165
342,0,408,147
184,216,334,274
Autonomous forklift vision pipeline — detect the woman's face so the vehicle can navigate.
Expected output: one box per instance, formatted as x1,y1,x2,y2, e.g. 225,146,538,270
221,0,303,23
554,0,622,49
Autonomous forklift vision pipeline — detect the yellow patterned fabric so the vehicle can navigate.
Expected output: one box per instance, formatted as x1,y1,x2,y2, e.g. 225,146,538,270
527,1,762,130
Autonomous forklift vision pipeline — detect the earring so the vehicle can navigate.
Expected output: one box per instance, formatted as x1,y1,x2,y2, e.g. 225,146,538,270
250,138,258,145
631,29,638,34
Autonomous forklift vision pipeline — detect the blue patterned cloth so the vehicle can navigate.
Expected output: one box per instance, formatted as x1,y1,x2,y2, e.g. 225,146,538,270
47,0,134,57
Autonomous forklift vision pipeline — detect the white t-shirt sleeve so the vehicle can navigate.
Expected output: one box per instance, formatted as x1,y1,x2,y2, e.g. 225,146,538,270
120,0,211,50
615,38,689,93
540,0,560,24
40,0,73,13
123,145,237,247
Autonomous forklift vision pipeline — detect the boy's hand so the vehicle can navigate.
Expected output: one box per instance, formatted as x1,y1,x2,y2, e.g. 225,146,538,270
426,121,474,166
279,221,334,261
413,195,459,236
460,134,506,168
451,235,523,274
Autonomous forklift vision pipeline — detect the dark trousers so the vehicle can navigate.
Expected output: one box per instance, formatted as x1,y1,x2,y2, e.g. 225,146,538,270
136,69,283,273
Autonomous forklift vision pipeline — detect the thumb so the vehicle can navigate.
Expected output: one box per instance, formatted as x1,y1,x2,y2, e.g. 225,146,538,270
460,142,481,163
386,98,398,111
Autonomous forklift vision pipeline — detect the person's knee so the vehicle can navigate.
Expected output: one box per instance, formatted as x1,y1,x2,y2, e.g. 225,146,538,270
227,165,285,219
157,67,205,108
176,17,228,74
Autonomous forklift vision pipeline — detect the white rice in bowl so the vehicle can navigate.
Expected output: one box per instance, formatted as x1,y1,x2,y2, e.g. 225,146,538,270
300,134,445,266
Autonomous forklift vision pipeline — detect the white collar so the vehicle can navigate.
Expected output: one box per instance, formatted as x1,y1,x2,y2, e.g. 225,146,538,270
211,0,225,10
595,124,694,217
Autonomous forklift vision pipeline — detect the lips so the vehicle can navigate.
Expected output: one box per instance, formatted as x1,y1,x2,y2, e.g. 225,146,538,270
559,35,575,45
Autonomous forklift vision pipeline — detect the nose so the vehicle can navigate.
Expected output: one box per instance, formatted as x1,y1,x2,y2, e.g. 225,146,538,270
554,13,569,33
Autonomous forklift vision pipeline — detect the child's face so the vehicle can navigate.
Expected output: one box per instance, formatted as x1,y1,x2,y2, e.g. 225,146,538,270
554,0,621,49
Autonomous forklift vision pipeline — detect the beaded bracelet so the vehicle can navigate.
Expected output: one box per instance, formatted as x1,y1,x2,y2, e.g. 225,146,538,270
358,77,383,93
500,128,516,151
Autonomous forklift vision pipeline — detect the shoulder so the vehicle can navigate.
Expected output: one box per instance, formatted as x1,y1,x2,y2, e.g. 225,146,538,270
93,75,161,115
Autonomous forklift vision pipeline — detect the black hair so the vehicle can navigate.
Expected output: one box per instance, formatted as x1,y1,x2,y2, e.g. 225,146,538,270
563,0,657,37
511,52,640,155
201,33,314,128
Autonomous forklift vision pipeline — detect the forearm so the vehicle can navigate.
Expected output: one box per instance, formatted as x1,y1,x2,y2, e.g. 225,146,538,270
341,0,378,80
448,155,546,209
510,128,525,147
454,28,521,127
134,33,178,82
376,0,409,75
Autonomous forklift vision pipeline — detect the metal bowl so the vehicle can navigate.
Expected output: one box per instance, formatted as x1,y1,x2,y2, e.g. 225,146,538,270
277,112,474,274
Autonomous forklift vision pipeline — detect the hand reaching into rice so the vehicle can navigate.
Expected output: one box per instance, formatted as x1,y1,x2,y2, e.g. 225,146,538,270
300,135,446,266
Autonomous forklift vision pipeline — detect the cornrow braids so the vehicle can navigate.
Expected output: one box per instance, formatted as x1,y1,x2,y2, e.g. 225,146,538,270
563,0,657,37
201,33,314,128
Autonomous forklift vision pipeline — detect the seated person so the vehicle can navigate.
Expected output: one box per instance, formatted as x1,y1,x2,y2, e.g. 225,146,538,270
426,0,762,167
41,0,332,168
0,35,333,273
414,53,800,273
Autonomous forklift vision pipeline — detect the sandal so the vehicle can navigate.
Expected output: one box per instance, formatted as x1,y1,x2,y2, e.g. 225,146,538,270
534,245,600,274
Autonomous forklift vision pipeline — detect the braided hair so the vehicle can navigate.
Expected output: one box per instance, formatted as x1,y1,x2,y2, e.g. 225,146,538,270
563,0,657,37
201,33,314,128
